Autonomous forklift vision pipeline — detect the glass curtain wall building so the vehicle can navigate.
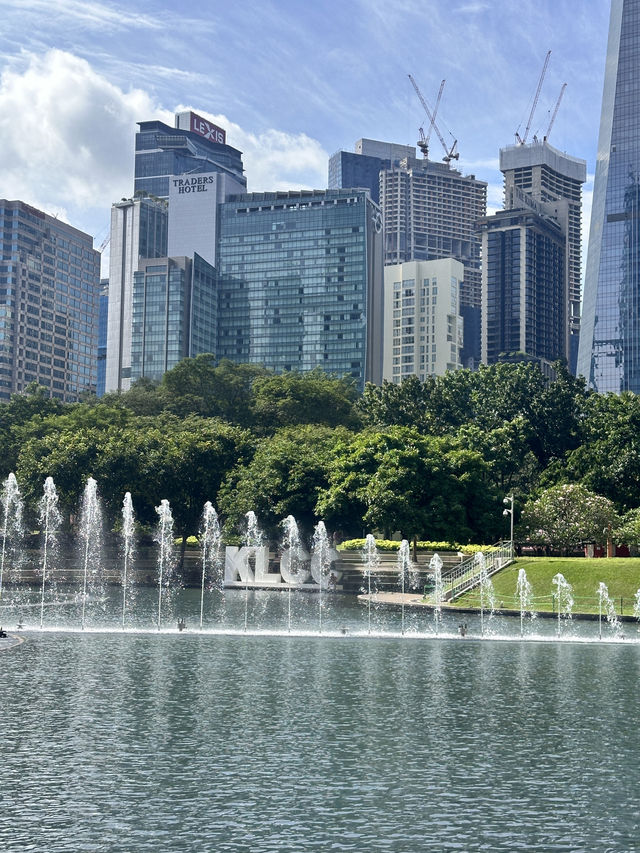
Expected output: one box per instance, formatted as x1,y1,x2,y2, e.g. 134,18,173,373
217,189,384,389
478,209,566,367
135,112,246,200
0,200,100,401
130,254,217,382
578,0,640,391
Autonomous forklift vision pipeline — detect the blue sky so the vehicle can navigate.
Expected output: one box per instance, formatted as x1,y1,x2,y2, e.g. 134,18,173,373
0,0,611,261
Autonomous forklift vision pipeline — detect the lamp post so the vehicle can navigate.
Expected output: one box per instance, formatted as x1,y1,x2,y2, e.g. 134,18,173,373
503,495,514,556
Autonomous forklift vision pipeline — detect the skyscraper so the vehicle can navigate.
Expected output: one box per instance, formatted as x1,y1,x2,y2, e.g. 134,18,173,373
105,196,168,392
500,141,586,371
578,0,640,392
382,258,464,382
328,139,416,204
0,200,101,401
217,189,384,389
379,157,487,366
134,110,246,199
478,208,566,368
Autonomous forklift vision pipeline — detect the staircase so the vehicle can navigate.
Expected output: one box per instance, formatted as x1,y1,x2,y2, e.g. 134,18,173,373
443,541,514,601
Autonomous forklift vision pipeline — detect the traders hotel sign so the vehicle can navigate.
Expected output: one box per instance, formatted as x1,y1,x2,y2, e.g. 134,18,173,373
189,111,226,144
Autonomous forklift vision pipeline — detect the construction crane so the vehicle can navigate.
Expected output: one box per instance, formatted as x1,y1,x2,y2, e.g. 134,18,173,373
408,73,459,165
515,49,551,145
544,83,567,142
416,78,445,159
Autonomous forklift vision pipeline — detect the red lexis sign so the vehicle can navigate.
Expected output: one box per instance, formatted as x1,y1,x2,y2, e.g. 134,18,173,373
190,112,226,144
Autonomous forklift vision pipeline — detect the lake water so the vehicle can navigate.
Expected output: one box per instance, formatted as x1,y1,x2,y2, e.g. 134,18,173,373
1,592,639,851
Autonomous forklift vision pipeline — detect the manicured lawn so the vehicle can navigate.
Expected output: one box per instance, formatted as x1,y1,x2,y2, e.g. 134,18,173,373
451,557,640,616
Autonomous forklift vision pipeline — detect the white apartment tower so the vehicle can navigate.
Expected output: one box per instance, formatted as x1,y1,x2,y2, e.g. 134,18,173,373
383,258,464,382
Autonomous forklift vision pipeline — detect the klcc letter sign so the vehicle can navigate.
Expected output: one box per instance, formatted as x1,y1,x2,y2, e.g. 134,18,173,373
189,111,226,144
224,545,341,587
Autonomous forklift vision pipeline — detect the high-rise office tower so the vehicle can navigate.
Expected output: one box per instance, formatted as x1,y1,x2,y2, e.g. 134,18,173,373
578,0,640,392
478,208,566,368
97,279,108,397
105,196,168,392
328,139,416,204
130,254,217,382
500,141,586,371
0,200,101,401
217,189,384,389
382,258,464,382
379,157,487,366
134,110,246,199
107,112,247,393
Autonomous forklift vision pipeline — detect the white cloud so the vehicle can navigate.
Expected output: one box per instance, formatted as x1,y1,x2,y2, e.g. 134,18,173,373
0,49,164,220
174,107,329,193
0,51,330,243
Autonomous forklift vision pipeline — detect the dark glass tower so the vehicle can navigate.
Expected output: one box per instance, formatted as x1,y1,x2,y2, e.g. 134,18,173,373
578,0,640,391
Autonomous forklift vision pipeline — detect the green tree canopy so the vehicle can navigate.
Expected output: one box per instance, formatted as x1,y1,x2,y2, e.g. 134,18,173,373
519,483,619,552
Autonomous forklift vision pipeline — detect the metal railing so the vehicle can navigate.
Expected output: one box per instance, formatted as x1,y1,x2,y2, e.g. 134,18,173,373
443,541,514,601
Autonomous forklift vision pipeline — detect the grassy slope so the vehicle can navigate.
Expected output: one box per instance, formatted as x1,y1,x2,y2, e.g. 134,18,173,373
450,557,640,616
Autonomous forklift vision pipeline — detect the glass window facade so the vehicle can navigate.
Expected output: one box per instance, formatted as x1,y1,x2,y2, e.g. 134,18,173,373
217,189,383,389
0,200,100,402
578,0,640,392
134,120,246,199
131,254,216,383
480,210,566,366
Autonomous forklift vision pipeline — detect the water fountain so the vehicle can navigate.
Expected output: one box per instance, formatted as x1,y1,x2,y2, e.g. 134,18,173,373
199,502,222,629
362,534,380,635
78,477,103,630
0,473,24,603
397,539,417,635
243,511,264,632
280,515,309,633
311,520,333,634
597,582,621,640
120,492,136,629
476,552,496,636
515,567,535,637
430,553,443,637
37,477,62,630
552,573,574,636
154,499,176,631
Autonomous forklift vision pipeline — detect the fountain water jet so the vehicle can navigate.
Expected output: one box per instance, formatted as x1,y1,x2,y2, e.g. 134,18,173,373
362,535,380,635
430,553,443,637
121,493,136,629
243,511,264,632
37,477,62,630
0,473,24,603
397,540,417,635
477,552,496,636
280,515,306,633
78,477,104,630
311,521,332,634
552,573,574,636
515,568,536,637
199,502,222,629
597,582,620,639
155,500,176,631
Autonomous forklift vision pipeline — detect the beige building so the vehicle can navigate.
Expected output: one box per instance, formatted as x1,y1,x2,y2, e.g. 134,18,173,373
383,258,464,382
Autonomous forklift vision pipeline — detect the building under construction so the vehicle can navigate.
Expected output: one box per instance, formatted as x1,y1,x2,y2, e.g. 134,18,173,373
380,157,487,367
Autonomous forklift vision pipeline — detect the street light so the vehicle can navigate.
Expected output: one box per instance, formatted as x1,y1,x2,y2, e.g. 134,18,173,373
503,494,514,552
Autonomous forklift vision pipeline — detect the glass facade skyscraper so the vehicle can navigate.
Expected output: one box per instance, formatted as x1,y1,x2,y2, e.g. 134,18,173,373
478,209,566,367
130,254,216,382
578,0,640,391
0,200,100,402
217,189,383,389
134,112,246,199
